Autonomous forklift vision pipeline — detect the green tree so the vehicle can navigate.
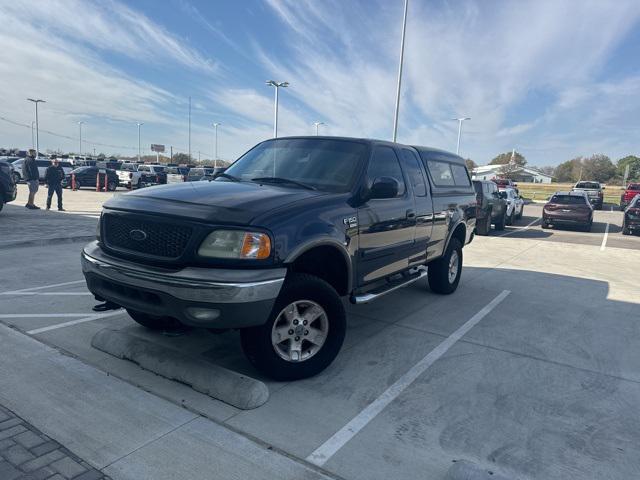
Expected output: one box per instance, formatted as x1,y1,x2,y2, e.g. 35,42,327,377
581,154,615,183
554,157,582,183
489,151,526,166
616,155,640,181
465,158,477,171
172,153,191,164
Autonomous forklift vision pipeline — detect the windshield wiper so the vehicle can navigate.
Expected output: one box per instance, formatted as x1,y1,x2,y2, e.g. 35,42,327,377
215,172,240,182
251,177,316,190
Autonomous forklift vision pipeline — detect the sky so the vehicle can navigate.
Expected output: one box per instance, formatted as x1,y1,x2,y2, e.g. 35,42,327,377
1,0,639,166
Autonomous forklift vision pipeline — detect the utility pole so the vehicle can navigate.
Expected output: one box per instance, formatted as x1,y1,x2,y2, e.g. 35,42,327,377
188,96,191,162
266,81,289,138
453,117,470,155
213,123,220,168
136,123,143,162
170,146,173,162
392,0,408,142
31,121,35,149
27,98,45,157
78,121,84,156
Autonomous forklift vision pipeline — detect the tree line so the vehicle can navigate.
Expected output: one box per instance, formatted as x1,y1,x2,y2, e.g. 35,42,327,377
465,152,640,184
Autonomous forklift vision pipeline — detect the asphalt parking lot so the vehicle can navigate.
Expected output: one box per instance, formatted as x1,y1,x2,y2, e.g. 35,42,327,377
1,189,640,480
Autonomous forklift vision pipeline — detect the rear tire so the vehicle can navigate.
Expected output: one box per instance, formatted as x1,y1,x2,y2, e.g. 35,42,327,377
517,206,524,220
107,180,117,192
541,219,551,229
476,212,490,236
240,273,346,381
583,220,592,232
428,238,462,295
74,179,81,190
0,196,4,213
623,225,631,235
506,210,514,226
126,309,185,331
12,172,20,184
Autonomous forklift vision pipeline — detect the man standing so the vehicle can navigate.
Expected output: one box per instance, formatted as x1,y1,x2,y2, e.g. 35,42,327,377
23,149,40,210
45,157,65,211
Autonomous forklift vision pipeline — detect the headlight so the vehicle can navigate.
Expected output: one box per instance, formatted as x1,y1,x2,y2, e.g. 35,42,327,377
198,230,271,259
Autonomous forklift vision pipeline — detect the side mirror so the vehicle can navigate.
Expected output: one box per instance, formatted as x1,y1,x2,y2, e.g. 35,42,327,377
369,176,399,199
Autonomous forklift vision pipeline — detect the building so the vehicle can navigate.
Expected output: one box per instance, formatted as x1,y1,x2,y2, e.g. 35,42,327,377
472,165,553,184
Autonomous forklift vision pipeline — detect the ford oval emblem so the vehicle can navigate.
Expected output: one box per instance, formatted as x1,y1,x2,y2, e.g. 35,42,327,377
129,229,147,242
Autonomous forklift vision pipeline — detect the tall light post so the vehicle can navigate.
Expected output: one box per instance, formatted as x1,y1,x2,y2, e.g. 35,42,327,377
78,121,84,156
392,0,408,142
213,122,220,168
313,122,325,136
27,98,45,157
136,122,143,162
453,117,471,155
188,96,191,162
31,121,35,149
266,80,289,138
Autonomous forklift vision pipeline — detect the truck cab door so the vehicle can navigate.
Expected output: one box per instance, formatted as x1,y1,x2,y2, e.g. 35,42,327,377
399,148,434,266
357,146,415,285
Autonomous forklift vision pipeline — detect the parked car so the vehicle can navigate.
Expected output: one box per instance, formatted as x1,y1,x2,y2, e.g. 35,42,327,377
498,187,524,225
137,164,167,185
622,194,640,235
542,191,593,231
572,181,604,209
493,178,518,192
0,160,17,212
81,137,476,380
116,163,144,189
62,166,119,191
166,166,190,184
11,158,73,183
620,183,640,211
473,180,507,235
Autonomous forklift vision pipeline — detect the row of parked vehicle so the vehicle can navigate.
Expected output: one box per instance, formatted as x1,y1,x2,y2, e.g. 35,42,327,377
472,178,525,235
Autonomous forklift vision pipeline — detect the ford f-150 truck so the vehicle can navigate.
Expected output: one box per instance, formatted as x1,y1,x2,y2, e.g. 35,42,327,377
620,183,640,211
82,137,476,380
572,181,604,209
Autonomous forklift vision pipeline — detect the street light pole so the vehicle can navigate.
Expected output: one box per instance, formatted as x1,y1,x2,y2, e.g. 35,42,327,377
31,122,35,149
313,122,325,136
213,122,220,168
78,121,84,156
136,122,143,162
27,98,45,157
392,0,408,142
453,117,471,155
188,96,191,162
266,80,289,138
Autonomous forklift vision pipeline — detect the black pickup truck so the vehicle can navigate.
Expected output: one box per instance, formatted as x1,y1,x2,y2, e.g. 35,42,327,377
82,137,476,380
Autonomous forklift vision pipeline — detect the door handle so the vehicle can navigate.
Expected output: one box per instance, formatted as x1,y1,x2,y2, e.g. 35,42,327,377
406,209,416,219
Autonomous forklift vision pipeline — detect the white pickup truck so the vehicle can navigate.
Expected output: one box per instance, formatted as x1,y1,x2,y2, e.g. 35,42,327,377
116,163,144,189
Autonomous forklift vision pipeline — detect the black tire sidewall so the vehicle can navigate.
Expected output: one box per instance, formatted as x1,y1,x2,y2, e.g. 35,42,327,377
241,273,346,381
428,238,463,295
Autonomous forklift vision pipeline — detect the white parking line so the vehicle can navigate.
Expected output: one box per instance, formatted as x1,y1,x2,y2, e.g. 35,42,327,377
306,289,511,467
0,313,96,318
26,309,124,335
600,223,610,251
497,216,541,237
3,280,85,294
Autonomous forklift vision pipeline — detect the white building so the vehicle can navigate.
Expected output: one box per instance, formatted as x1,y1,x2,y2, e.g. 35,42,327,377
472,165,553,184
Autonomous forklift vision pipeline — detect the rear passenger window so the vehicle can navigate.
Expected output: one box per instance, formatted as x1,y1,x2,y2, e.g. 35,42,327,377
367,147,406,197
400,149,427,196
426,160,455,186
451,164,471,186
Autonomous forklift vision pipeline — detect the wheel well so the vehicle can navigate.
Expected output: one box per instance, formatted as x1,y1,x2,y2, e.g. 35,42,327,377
451,223,466,246
289,246,349,296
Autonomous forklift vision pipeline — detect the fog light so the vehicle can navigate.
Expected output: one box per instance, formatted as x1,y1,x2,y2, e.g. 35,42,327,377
186,308,220,322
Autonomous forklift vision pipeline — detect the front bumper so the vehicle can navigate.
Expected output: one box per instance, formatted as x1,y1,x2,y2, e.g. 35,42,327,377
81,241,285,328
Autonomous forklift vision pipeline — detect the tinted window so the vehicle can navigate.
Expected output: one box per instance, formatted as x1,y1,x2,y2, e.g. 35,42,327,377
400,149,427,196
138,165,149,172
451,164,471,186
551,195,587,205
72,166,90,173
575,182,600,189
367,147,405,197
427,160,455,186
628,184,640,191
60,162,72,168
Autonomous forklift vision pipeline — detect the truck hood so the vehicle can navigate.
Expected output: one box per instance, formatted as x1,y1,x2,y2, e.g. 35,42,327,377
103,180,325,224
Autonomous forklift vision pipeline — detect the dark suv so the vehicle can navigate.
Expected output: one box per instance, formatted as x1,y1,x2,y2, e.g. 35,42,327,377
0,160,17,212
472,180,507,235
81,137,476,380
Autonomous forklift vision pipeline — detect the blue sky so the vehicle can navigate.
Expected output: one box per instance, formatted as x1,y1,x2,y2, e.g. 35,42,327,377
1,0,639,166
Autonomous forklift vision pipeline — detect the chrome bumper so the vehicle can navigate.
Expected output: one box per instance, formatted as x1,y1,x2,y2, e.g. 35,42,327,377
81,241,285,304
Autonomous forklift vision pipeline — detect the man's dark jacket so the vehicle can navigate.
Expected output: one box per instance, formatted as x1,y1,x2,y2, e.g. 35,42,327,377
45,165,65,186
23,157,39,181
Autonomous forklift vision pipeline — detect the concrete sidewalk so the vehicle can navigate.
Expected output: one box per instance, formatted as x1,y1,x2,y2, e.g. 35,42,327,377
0,324,338,480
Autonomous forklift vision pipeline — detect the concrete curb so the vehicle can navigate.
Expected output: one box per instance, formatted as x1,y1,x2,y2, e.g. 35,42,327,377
445,460,517,480
91,328,269,410
0,235,95,250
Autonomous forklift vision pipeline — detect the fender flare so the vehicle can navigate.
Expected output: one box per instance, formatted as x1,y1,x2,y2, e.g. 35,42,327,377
443,220,467,253
284,238,353,294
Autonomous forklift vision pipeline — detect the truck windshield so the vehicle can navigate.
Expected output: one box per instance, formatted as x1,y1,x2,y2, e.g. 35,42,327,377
223,138,368,193
575,182,600,189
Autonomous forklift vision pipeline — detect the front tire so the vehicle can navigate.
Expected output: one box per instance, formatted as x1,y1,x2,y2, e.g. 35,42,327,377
476,211,491,236
506,209,515,226
126,309,185,331
623,224,631,235
428,238,462,295
240,273,346,381
494,210,506,231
